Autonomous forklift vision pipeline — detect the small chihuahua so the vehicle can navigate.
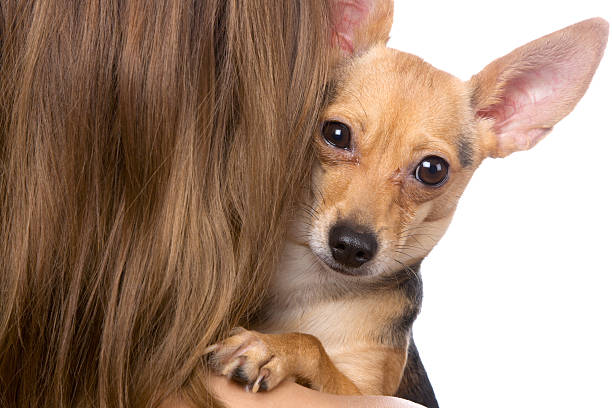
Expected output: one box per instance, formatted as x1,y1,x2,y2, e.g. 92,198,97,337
206,1,608,406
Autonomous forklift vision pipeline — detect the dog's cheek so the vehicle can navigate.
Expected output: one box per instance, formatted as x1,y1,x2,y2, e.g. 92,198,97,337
375,202,427,264
398,202,452,260
424,167,475,223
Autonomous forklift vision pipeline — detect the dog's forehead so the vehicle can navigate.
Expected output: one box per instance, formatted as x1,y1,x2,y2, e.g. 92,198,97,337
330,46,471,164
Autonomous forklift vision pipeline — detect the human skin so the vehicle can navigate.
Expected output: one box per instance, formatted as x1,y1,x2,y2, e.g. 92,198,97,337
204,376,425,407
162,376,425,407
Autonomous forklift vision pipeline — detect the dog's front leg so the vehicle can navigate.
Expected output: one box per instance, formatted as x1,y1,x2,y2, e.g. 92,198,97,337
206,327,361,395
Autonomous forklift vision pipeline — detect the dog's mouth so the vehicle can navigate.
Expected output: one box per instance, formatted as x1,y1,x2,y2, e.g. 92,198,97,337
326,262,366,277
311,249,372,277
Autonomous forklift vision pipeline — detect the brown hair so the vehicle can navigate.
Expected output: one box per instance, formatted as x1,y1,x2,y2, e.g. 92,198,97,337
0,1,331,406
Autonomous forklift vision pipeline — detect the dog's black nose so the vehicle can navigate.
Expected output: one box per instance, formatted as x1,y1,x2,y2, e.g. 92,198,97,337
328,224,378,268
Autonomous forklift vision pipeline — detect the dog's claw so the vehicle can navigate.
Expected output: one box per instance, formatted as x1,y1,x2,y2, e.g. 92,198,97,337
251,372,265,393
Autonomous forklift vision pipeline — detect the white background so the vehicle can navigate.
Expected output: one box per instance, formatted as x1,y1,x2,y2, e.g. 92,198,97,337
388,2,612,407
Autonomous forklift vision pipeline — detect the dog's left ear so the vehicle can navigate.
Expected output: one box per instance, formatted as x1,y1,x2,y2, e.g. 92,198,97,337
329,0,393,56
470,18,608,158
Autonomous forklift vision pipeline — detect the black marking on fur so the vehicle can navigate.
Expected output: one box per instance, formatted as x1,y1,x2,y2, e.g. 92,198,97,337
457,134,474,167
383,263,424,348
393,277,422,331
231,366,250,385
395,335,439,408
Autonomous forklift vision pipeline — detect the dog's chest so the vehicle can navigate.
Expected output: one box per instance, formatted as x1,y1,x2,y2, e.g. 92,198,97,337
255,262,412,395
257,294,409,394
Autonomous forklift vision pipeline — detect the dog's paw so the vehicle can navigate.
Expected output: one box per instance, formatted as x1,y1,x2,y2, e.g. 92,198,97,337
205,327,290,393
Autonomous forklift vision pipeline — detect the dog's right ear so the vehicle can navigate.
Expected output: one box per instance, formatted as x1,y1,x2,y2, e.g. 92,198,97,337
329,0,393,57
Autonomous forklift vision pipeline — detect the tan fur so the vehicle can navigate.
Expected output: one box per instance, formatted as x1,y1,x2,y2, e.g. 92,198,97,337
208,13,608,398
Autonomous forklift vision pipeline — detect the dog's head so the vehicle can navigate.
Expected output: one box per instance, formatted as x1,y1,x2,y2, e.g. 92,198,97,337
305,0,608,277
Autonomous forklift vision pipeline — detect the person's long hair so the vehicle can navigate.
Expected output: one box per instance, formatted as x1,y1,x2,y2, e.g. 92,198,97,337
0,1,331,406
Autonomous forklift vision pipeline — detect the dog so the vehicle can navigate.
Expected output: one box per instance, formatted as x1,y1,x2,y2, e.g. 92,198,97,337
205,1,608,405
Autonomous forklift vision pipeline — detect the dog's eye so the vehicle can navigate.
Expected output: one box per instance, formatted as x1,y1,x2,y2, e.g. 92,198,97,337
415,156,449,186
321,121,351,149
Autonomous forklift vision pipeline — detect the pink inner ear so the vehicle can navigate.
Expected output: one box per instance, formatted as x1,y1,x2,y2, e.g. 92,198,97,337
330,0,373,53
473,18,608,157
478,58,585,155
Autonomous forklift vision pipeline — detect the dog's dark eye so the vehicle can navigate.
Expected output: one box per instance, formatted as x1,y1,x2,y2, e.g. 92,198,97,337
415,156,449,186
321,121,351,149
